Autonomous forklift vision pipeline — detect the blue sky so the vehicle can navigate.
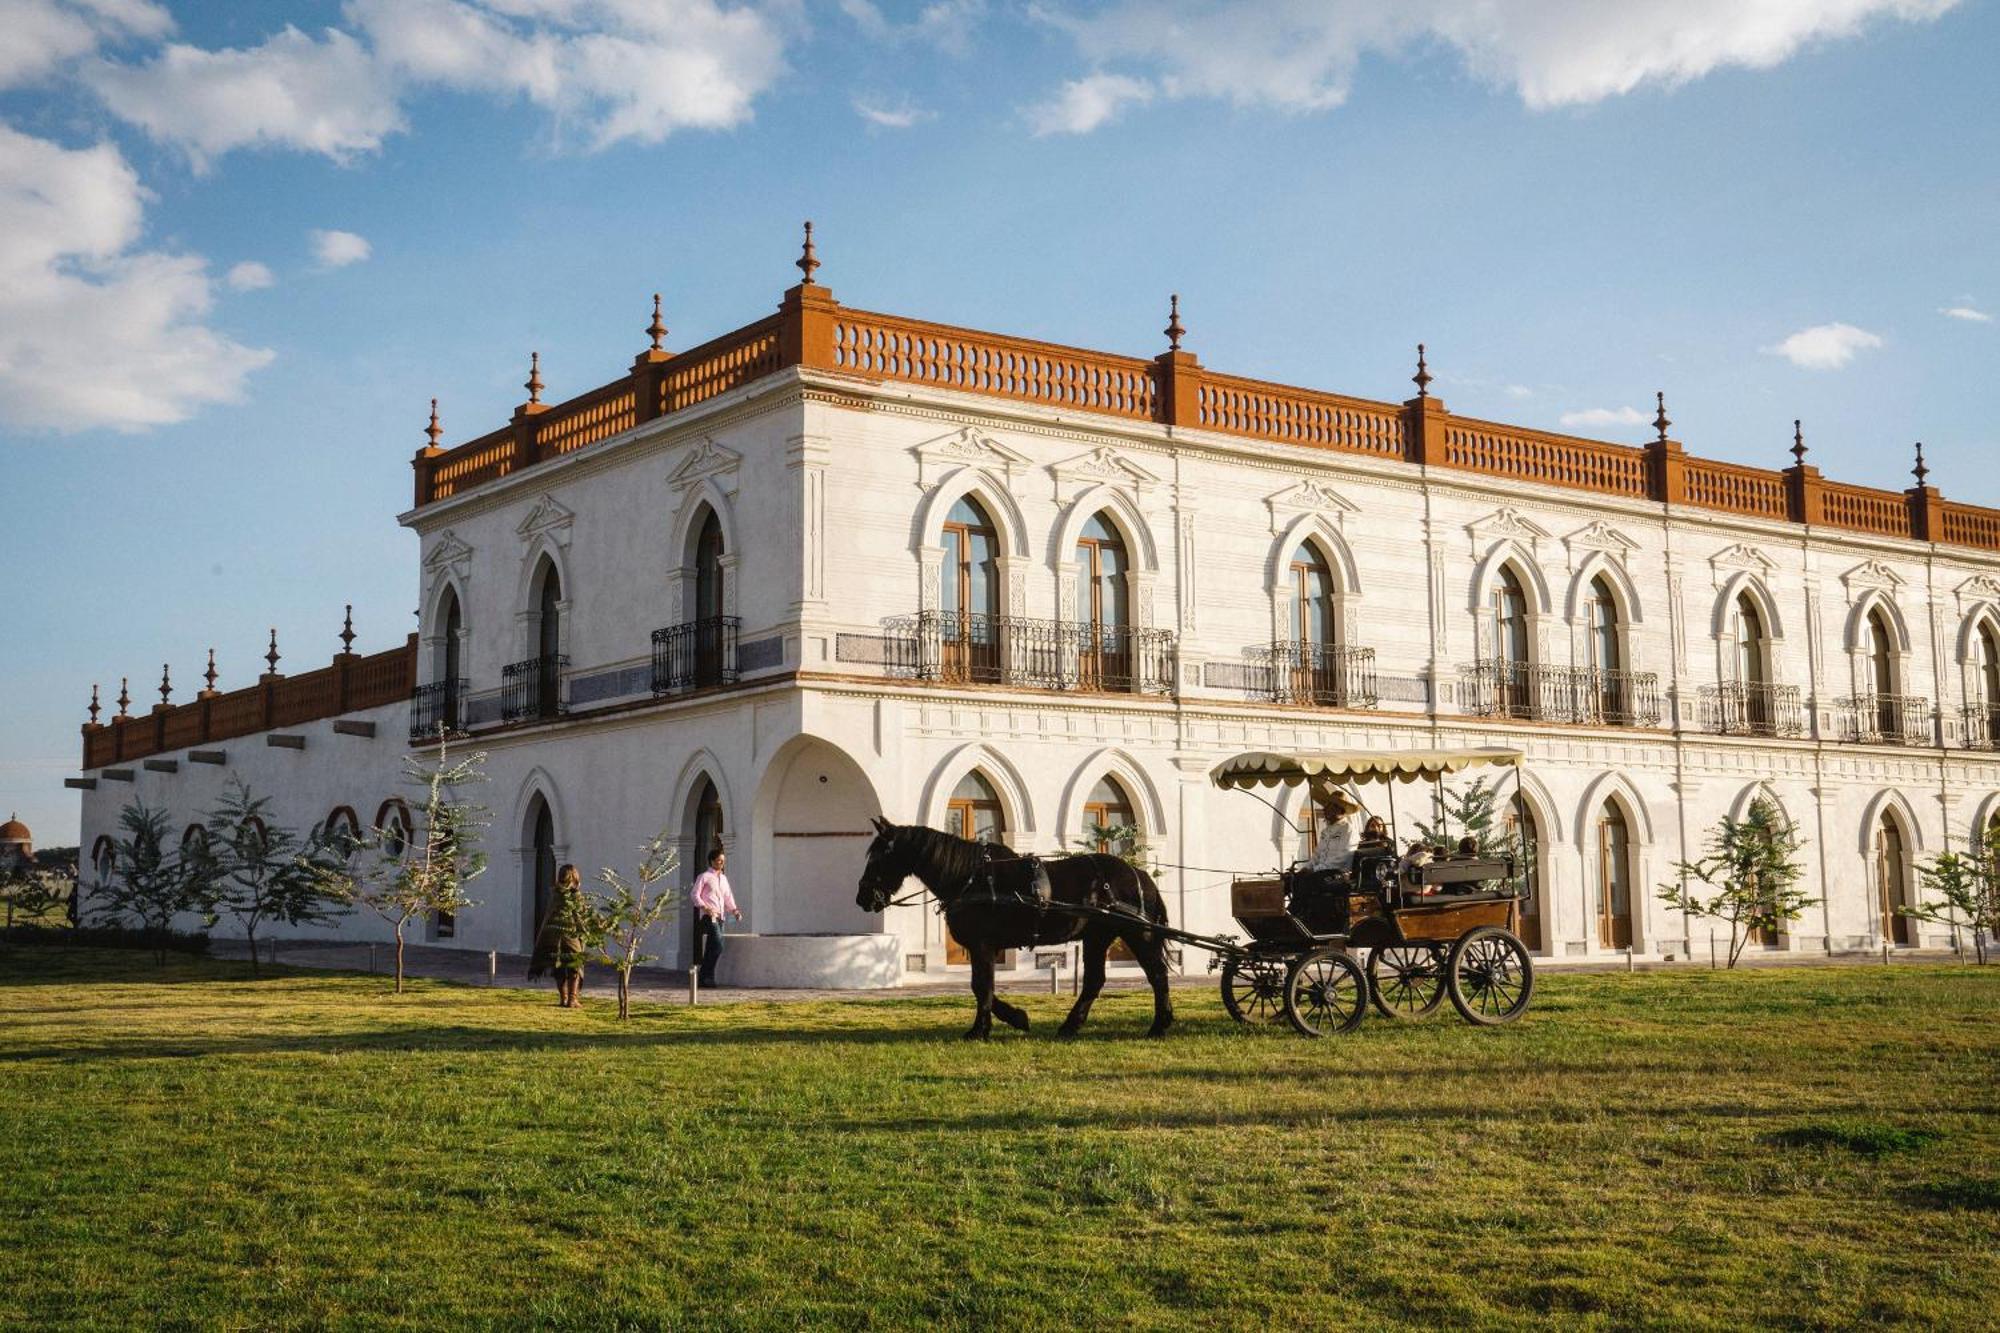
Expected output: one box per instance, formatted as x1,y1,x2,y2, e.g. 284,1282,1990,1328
3,0,1997,843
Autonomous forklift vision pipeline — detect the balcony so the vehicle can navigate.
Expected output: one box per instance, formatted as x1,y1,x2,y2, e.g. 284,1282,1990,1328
1697,681,1805,738
409,677,467,743
502,654,568,722
1458,661,1661,727
884,611,1176,695
1835,693,1932,746
1252,641,1379,708
652,616,741,694
1962,703,2000,750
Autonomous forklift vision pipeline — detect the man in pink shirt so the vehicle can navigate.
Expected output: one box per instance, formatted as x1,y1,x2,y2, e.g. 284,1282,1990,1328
690,846,740,986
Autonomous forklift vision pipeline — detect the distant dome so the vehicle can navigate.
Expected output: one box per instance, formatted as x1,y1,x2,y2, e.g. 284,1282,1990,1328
0,814,29,847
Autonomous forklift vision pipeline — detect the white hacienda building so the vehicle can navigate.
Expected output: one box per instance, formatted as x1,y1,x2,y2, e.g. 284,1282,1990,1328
73,235,2000,984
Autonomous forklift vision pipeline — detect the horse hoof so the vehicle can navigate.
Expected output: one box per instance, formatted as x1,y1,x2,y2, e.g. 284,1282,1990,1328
1055,1025,1080,1039
1000,1013,1031,1033
962,1028,990,1041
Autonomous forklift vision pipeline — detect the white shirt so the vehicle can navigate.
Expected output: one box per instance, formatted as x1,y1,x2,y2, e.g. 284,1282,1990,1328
1308,814,1359,872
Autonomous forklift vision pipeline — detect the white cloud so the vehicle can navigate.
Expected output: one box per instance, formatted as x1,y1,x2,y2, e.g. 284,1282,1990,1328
1559,405,1647,429
0,0,171,90
1027,72,1153,135
1026,0,1957,128
852,97,932,128
841,0,985,56
1940,305,1991,323
81,1,790,163
86,25,403,170
310,229,371,268
225,260,274,290
0,124,271,432
1504,384,1533,399
1764,321,1884,371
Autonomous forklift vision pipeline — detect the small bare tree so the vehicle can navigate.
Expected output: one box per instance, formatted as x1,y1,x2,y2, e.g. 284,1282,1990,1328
589,831,681,1019
317,735,489,993
1900,822,2000,964
204,780,349,976
1657,797,1815,967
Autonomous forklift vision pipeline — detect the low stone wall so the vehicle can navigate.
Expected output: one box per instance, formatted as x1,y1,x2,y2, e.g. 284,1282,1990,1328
713,932,903,989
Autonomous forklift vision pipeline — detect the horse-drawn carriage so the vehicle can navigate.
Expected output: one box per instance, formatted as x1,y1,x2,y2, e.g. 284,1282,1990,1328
856,745,1536,1040
1206,747,1536,1036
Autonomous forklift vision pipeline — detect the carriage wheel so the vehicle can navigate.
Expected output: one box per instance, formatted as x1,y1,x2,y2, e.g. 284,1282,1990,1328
1282,948,1369,1037
1445,927,1535,1026
1366,943,1447,1020
1219,956,1286,1025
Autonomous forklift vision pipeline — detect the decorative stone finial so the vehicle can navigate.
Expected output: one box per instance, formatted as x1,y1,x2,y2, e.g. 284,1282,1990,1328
525,352,543,406
340,604,356,654
1791,420,1807,466
1164,294,1185,352
647,293,667,353
88,683,101,726
1912,441,1929,487
425,398,442,451
266,628,281,676
1653,391,1670,443
797,220,820,285
158,664,171,708
203,648,218,696
1412,344,1432,398
116,678,130,720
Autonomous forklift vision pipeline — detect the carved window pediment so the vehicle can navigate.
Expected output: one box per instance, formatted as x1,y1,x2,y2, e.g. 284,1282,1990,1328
515,494,575,547
1839,558,1905,594
913,426,1031,487
667,436,742,492
1048,445,1160,502
1466,507,1551,552
1564,519,1639,558
1954,573,2000,606
1709,542,1777,579
425,529,474,572
1264,477,1358,533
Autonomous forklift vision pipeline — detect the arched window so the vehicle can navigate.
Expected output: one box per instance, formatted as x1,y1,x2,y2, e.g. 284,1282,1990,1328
693,778,725,870
90,835,116,883
1594,801,1632,949
1734,594,1768,686
1490,565,1532,717
946,771,1006,844
1974,622,2000,747
1876,809,1912,946
1284,542,1345,705
1289,542,1338,649
1076,513,1132,691
941,497,1001,683
528,794,556,942
1584,574,1626,723
691,509,728,686
375,799,413,859
321,806,362,855
1081,775,1137,855
512,557,564,721
1504,802,1543,953
181,824,208,857
1867,606,1899,739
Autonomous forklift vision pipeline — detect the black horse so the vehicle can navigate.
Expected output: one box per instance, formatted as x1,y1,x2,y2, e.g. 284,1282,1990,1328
855,817,1176,1039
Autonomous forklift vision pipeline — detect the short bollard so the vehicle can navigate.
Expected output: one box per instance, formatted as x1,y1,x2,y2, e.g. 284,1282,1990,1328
1625,947,1635,973
1883,939,1891,966
488,950,497,986
1709,929,1717,970
368,943,377,974
688,971,699,1007
1035,950,1067,996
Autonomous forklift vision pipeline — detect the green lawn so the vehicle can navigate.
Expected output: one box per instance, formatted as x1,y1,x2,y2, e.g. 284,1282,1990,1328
3,949,1997,1330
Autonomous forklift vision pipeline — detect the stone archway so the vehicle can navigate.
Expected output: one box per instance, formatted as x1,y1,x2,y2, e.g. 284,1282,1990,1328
753,737,885,935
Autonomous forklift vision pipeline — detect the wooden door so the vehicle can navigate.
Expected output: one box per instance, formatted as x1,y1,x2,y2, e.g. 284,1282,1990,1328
1596,807,1632,949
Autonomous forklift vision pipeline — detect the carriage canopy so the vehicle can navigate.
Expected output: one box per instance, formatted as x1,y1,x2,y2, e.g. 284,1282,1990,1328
1209,747,1523,793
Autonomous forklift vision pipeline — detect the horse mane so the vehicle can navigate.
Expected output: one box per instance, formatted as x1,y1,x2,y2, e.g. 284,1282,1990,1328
898,823,989,900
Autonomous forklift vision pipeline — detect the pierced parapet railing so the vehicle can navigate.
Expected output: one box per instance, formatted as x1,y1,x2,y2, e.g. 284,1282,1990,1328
1818,482,1915,540
409,678,468,743
502,654,569,723
883,612,1176,696
651,617,741,694
1697,681,1805,738
1960,703,2000,750
1835,694,1932,746
1681,458,1790,521
831,310,1158,421
1253,641,1380,708
1458,661,1658,726
1442,420,1651,499
1195,374,1406,459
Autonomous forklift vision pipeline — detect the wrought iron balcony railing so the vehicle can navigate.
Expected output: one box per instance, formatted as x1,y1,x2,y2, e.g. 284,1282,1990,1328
1697,681,1805,737
502,654,569,722
1961,703,2000,750
883,611,1176,696
1252,641,1379,708
1458,660,1660,726
408,678,468,743
652,616,741,694
1834,693,1932,746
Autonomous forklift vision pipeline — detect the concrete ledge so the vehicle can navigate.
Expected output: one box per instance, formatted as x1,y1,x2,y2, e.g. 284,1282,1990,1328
143,758,179,773
715,933,902,989
332,720,376,738
267,734,306,750
64,778,97,790
189,750,227,765
102,768,134,782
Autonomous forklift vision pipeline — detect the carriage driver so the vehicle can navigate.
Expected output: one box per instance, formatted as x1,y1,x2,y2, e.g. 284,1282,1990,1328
1305,789,1364,875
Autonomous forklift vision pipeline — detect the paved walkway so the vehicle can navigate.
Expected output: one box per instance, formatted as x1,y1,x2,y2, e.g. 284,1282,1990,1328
211,937,1975,1007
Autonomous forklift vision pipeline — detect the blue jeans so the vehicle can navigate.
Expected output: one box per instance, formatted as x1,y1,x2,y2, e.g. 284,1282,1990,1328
695,913,725,985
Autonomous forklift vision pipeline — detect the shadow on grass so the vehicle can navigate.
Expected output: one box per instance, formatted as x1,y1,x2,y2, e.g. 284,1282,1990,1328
1904,1179,2000,1211
1766,1122,1942,1156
